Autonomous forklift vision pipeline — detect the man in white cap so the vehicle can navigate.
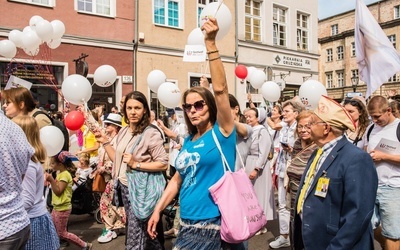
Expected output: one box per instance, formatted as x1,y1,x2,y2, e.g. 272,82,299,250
293,95,378,249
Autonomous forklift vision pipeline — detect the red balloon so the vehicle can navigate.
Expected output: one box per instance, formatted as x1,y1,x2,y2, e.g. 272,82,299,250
235,65,248,79
64,111,85,131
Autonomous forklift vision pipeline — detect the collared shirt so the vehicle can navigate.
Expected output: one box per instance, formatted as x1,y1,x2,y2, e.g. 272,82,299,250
303,135,343,198
276,121,297,177
0,112,34,240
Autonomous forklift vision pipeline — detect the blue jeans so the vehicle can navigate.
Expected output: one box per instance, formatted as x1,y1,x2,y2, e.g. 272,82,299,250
371,185,400,239
0,225,30,250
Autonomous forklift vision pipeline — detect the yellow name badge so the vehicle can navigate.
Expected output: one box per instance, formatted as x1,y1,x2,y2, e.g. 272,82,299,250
315,177,330,198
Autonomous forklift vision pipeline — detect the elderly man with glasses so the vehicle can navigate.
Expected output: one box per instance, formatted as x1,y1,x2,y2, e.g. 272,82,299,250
292,96,377,250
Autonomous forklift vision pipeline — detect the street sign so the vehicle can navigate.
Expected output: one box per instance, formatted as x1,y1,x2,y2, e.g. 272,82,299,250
346,92,363,98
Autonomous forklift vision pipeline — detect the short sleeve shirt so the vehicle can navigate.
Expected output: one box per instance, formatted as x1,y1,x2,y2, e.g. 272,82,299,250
52,170,73,211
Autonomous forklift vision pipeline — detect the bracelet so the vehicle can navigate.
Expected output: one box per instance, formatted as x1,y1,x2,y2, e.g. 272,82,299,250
206,50,219,54
208,56,221,62
102,141,111,147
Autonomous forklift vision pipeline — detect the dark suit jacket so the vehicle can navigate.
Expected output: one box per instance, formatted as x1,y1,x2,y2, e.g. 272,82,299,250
293,136,378,250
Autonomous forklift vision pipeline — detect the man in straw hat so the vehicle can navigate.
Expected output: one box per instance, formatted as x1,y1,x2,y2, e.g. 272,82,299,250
292,95,378,250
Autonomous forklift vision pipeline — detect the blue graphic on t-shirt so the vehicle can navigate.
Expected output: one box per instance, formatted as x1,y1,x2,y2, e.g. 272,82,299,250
175,150,200,188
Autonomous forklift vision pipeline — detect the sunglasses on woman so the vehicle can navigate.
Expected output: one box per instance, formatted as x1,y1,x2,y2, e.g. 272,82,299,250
182,100,207,113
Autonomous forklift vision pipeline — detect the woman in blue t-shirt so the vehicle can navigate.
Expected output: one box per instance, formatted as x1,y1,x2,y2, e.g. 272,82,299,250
147,18,236,249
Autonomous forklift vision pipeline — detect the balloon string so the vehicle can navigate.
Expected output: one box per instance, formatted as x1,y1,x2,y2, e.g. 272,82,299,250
214,0,224,16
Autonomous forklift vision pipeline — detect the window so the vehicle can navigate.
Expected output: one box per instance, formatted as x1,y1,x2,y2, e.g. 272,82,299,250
389,74,398,82
297,13,309,50
351,69,359,79
395,5,400,19
77,0,116,17
351,42,356,57
388,35,396,48
197,0,217,27
273,6,287,46
331,24,338,35
337,71,344,87
326,73,333,88
337,46,344,60
245,0,262,42
10,0,54,7
327,48,333,62
154,0,182,28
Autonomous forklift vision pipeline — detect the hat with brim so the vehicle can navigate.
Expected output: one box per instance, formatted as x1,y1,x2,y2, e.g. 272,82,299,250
104,113,122,127
314,95,356,132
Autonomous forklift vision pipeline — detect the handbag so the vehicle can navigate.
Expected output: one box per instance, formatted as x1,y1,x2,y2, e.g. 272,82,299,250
92,173,106,192
209,130,267,243
125,126,166,221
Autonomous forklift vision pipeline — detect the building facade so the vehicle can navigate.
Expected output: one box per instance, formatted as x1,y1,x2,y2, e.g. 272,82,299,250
0,0,135,112
237,0,319,108
318,0,400,101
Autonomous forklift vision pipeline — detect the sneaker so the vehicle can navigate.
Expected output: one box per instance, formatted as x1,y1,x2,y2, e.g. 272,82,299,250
255,227,268,236
97,229,117,243
269,235,290,248
164,228,178,238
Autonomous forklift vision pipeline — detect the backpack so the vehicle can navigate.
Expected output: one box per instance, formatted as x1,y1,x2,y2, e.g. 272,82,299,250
366,122,400,142
33,110,70,151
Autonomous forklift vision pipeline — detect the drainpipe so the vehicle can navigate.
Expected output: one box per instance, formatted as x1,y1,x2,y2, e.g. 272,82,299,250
234,0,239,96
133,0,139,90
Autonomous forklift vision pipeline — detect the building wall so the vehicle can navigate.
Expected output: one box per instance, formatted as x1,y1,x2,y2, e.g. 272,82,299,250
236,0,319,108
318,0,400,100
0,0,135,109
135,0,236,110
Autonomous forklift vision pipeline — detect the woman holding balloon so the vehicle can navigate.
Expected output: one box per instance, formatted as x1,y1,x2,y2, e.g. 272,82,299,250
147,18,236,249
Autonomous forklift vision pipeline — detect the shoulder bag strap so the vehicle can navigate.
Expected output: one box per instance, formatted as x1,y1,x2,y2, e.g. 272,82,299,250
212,129,232,173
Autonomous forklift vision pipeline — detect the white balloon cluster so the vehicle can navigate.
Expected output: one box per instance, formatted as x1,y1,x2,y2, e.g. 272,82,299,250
0,15,65,58
147,69,181,108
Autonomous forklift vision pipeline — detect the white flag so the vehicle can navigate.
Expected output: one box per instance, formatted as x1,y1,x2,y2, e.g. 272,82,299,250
4,75,33,90
355,0,400,98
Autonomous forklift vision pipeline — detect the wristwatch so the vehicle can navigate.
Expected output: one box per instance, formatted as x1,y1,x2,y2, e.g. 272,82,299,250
136,162,141,170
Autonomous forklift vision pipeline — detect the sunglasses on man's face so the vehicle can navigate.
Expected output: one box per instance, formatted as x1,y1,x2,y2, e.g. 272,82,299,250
182,100,207,113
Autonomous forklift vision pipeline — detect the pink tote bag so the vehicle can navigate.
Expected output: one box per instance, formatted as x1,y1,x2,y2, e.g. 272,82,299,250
209,131,267,243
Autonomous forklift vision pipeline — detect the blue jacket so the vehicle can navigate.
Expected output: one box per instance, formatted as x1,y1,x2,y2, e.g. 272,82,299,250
293,137,378,250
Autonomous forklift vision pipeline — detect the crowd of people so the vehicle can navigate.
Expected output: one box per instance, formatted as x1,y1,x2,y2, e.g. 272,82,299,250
1,18,400,250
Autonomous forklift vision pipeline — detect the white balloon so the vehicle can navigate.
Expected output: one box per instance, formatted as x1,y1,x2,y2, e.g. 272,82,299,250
147,70,167,93
8,30,24,48
35,19,54,42
23,46,39,56
46,38,61,49
249,70,265,89
51,20,65,39
157,82,181,108
261,81,281,102
22,30,41,51
0,40,17,58
187,28,205,46
246,66,256,81
94,65,117,87
40,125,65,157
299,80,328,110
29,15,44,30
62,74,92,105
200,2,232,40
23,26,33,33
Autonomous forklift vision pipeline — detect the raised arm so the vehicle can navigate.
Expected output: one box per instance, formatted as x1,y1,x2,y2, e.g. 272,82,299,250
202,18,234,136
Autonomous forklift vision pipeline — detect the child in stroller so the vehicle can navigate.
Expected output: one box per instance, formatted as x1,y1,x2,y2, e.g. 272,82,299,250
73,153,92,191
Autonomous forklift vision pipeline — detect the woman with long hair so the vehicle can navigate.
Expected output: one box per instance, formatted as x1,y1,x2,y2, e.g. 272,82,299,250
342,97,370,148
95,91,168,249
13,115,60,250
147,18,236,249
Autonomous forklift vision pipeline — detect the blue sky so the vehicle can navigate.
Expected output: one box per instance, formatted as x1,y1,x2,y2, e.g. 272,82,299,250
318,0,380,19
